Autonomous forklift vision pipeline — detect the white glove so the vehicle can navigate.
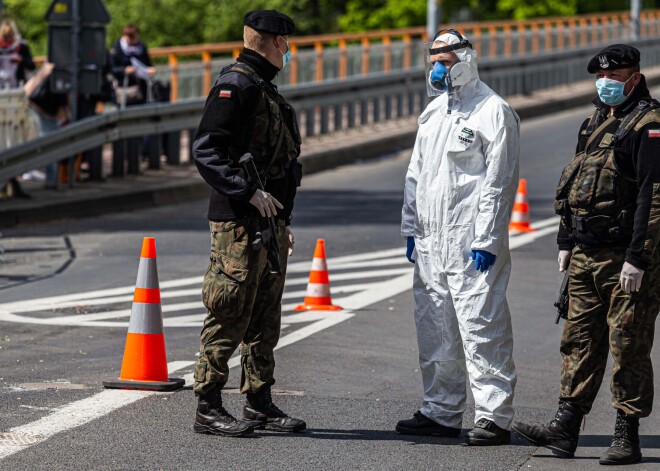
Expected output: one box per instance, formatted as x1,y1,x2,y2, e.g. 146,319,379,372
249,189,283,218
285,226,295,256
558,250,572,272
620,262,644,294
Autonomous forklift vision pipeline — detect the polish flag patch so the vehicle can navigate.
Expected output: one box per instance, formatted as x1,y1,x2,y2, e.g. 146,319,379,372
649,129,660,138
218,90,232,99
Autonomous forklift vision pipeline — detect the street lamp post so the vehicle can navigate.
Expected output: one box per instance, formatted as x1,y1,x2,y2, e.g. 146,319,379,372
427,0,442,40
631,0,641,40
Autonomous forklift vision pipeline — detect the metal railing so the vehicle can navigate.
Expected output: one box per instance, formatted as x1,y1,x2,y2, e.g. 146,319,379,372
3,38,659,187
32,9,660,101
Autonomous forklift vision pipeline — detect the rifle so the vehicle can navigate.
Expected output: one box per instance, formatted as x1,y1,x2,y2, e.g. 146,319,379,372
239,152,282,276
554,270,570,324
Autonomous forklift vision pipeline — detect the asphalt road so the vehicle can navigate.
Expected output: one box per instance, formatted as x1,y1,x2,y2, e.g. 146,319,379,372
0,95,659,470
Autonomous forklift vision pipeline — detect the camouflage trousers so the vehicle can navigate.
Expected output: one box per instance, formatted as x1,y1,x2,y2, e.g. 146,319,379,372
560,246,660,417
193,218,289,397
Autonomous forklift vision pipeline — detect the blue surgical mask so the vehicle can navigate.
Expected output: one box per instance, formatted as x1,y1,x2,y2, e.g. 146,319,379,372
595,76,633,106
429,62,448,91
279,36,291,69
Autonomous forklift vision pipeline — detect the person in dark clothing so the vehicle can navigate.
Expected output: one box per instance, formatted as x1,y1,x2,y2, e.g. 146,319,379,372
512,44,660,466
0,19,35,88
109,24,154,106
191,9,304,437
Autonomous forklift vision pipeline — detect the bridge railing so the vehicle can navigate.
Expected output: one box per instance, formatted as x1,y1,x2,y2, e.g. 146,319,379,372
147,10,659,100
4,37,659,188
31,10,660,100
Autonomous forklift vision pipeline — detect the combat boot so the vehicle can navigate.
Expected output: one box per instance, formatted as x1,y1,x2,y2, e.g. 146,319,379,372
511,401,583,458
193,392,255,437
599,409,642,466
395,411,461,437
244,385,306,432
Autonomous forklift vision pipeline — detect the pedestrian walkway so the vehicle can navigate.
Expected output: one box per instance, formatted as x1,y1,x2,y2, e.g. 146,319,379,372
1,66,659,229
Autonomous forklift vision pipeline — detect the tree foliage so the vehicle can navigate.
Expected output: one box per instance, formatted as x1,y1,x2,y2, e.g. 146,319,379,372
0,0,654,57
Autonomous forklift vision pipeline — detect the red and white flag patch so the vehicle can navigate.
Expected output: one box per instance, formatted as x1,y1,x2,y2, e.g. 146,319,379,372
219,90,232,99
649,129,660,138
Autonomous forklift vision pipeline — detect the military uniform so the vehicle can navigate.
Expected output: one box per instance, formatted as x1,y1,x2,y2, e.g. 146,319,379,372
555,76,660,417
192,9,305,436
193,49,302,396
512,44,660,464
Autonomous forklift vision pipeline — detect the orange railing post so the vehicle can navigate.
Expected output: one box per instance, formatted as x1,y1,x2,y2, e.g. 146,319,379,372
202,51,212,96
568,18,577,48
488,25,497,59
361,37,370,76
579,18,588,46
504,24,512,56
168,54,179,102
290,43,299,85
339,39,348,79
383,36,392,73
516,23,525,56
403,33,412,69
314,41,324,82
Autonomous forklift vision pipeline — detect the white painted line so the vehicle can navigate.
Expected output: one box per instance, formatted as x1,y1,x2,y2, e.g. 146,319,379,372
0,222,559,460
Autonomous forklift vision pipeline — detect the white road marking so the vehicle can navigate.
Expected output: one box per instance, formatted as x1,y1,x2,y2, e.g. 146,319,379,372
0,218,559,460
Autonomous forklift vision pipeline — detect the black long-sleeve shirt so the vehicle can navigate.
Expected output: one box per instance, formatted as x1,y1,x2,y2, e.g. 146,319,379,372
558,76,660,269
108,39,152,86
192,48,299,223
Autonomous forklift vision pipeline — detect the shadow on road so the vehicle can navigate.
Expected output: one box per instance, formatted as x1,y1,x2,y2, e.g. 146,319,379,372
295,190,403,227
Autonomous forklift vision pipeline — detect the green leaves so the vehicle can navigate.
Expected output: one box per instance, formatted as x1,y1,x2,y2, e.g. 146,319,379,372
0,0,640,57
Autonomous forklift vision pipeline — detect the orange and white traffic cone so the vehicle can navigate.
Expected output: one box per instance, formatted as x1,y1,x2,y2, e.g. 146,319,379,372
509,178,535,233
295,239,342,312
103,237,184,391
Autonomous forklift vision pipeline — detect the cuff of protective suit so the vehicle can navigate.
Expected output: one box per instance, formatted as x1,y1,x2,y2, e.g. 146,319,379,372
470,241,498,257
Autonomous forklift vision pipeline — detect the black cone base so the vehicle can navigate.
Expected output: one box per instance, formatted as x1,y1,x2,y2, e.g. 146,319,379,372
103,377,185,391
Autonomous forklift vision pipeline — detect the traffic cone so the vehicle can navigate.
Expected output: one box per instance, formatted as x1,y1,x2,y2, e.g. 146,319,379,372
103,237,184,391
509,178,535,233
295,239,342,311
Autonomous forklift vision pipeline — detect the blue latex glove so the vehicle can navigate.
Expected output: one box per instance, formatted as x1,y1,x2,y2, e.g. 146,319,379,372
406,236,416,264
472,250,496,273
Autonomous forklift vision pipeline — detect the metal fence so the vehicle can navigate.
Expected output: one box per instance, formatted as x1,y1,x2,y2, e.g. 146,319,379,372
2,38,659,187
147,10,660,100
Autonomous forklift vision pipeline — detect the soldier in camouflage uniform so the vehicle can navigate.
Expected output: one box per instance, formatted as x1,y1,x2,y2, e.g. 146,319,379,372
512,44,660,465
191,10,305,437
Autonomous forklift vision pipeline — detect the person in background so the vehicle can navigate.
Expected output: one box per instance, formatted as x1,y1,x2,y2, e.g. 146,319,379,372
0,19,35,198
0,19,34,88
109,23,155,106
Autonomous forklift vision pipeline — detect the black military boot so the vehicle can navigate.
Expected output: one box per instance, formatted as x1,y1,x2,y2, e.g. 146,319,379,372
465,418,511,445
511,401,583,458
599,410,642,466
194,392,255,437
244,385,306,432
395,411,461,437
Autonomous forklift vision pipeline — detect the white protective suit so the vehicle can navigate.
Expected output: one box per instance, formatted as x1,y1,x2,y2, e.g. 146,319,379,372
401,32,520,430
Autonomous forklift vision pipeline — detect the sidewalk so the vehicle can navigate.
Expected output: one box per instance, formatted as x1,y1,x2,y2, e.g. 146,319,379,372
1,67,659,228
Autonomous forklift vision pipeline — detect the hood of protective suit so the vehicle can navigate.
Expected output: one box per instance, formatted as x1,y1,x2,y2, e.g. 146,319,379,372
422,32,487,121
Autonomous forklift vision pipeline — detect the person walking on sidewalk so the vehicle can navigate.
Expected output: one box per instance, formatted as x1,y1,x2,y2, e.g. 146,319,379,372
191,9,304,437
398,29,520,445
512,44,660,466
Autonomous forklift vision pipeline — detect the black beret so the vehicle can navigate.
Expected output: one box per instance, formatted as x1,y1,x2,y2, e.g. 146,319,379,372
587,44,640,73
243,10,295,35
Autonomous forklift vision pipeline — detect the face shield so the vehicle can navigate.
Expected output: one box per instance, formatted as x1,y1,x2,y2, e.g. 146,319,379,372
424,29,477,98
